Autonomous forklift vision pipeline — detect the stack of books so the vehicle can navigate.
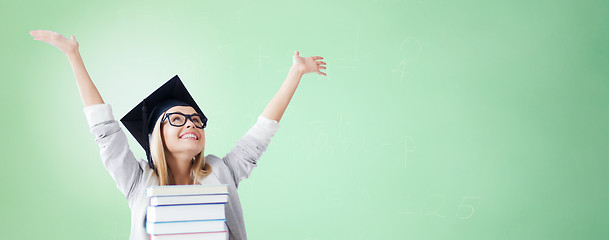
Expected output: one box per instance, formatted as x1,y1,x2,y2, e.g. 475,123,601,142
145,184,230,240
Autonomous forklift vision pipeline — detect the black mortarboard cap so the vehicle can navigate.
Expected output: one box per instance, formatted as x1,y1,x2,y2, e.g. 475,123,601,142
120,75,207,169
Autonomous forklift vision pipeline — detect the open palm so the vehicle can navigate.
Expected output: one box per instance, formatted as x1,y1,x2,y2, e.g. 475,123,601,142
292,51,327,76
30,30,79,55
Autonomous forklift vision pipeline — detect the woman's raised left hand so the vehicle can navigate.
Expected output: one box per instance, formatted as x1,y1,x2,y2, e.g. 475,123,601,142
292,51,327,76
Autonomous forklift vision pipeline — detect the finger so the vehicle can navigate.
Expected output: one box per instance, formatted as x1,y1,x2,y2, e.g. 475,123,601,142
32,30,54,37
30,30,45,38
312,56,323,60
29,29,45,35
31,30,53,40
316,61,327,66
317,71,327,76
319,66,327,70
31,33,48,41
32,34,51,42
40,30,56,34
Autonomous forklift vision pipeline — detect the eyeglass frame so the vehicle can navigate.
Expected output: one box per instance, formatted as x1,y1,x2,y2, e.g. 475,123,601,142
161,112,207,129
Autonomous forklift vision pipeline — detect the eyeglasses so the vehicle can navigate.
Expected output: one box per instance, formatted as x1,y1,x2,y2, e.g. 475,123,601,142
161,112,207,129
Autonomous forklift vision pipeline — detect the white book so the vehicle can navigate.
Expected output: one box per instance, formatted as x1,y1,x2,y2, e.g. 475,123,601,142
151,194,228,206
150,223,228,240
147,203,226,222
146,184,228,197
147,219,227,235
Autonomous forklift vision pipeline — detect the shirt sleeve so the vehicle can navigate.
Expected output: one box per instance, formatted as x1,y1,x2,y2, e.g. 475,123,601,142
84,104,142,199
222,115,280,188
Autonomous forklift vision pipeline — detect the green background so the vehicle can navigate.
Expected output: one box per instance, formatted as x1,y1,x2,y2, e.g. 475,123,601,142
1,0,608,239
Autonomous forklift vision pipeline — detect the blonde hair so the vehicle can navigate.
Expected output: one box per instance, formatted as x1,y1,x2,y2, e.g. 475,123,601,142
149,111,212,185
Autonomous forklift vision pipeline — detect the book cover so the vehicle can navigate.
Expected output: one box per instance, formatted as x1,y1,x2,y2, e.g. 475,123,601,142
150,223,228,240
150,194,228,206
147,219,227,235
146,184,229,197
147,203,226,222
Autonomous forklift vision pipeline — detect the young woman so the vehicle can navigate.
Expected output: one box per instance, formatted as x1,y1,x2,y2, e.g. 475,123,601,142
30,29,326,240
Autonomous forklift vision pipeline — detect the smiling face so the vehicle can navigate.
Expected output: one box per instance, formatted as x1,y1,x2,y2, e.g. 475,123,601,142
161,106,206,159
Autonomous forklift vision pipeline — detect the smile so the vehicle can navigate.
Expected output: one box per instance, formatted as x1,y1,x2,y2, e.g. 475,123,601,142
179,132,199,140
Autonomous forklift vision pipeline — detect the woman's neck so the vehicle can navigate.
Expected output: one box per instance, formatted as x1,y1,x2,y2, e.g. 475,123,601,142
166,153,195,185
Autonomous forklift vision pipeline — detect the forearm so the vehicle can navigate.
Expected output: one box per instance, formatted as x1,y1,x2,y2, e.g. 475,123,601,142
67,51,104,107
261,65,304,122
86,105,141,198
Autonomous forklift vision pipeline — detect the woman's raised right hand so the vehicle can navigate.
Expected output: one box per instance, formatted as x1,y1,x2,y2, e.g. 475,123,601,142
30,30,79,55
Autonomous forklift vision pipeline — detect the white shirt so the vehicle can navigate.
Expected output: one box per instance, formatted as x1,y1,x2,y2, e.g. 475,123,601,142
84,104,280,240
